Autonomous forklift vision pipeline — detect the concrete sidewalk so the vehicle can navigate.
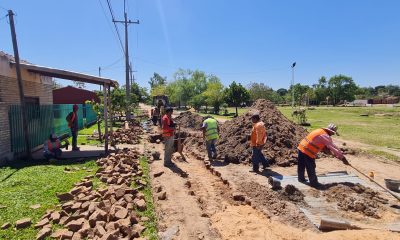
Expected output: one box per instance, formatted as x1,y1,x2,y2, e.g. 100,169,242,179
32,145,106,160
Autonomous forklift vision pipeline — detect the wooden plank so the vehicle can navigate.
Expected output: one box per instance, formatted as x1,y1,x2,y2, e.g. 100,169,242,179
103,84,108,153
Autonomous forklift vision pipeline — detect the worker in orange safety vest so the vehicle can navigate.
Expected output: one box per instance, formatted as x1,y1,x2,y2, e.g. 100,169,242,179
66,104,80,151
297,123,349,188
43,133,68,160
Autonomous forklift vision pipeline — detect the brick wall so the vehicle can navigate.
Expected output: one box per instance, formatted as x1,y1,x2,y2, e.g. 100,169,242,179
0,75,53,104
0,103,11,161
0,75,52,161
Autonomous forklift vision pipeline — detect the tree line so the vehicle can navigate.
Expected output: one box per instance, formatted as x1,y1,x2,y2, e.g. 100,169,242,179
148,69,400,114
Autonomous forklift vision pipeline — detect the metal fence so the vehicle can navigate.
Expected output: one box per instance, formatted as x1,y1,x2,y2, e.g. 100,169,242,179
8,104,97,154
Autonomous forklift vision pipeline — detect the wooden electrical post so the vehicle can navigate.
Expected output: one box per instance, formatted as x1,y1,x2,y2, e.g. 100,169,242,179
8,10,32,159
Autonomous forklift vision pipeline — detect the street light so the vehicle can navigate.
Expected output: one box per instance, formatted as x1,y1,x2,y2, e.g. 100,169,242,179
291,62,296,108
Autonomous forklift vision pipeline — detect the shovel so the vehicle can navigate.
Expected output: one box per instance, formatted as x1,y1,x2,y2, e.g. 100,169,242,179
176,124,187,162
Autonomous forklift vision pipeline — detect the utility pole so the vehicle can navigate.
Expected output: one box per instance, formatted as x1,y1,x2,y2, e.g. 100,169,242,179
291,62,296,108
113,0,139,121
99,67,102,91
8,10,32,159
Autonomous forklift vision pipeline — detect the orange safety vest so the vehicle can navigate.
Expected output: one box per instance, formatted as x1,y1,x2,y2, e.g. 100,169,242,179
68,112,76,128
298,128,327,159
47,140,61,151
162,115,174,137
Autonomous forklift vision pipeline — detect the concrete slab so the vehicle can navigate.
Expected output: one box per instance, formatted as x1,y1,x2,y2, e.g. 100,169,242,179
32,145,106,160
273,172,400,232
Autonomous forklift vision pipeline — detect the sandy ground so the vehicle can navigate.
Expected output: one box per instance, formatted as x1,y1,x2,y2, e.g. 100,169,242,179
139,104,400,240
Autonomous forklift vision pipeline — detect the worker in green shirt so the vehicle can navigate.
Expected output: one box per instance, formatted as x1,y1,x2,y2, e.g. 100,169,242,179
201,116,219,160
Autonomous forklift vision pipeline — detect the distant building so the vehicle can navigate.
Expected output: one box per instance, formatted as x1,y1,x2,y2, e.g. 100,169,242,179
0,51,53,161
53,86,100,104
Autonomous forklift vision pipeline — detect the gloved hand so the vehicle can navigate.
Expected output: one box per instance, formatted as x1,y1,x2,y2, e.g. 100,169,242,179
341,156,350,165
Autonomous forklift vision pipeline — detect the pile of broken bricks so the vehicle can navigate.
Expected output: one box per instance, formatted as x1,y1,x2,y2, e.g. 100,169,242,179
33,149,149,240
111,124,143,145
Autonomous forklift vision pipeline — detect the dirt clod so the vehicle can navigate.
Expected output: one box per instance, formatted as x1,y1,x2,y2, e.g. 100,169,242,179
323,182,388,218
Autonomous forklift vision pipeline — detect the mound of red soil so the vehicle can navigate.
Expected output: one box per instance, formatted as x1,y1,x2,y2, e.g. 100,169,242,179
218,99,307,166
175,111,205,130
323,182,388,218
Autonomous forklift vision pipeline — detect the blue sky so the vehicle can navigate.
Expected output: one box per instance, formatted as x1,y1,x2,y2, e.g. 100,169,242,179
0,0,399,91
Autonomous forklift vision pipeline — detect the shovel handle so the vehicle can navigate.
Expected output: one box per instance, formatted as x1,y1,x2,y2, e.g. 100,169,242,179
349,164,400,202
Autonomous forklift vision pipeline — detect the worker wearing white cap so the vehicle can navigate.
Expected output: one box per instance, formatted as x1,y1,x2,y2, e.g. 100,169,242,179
297,123,349,188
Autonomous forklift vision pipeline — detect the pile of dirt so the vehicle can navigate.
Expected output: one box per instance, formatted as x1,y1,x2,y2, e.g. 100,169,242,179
238,181,312,229
281,184,305,202
323,182,388,218
175,111,204,130
218,99,308,166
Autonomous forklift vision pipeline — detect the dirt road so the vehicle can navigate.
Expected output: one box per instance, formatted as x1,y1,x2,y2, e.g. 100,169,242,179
139,104,400,240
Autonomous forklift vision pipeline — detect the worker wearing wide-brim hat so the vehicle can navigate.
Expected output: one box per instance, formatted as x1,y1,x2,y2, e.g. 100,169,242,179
297,123,349,188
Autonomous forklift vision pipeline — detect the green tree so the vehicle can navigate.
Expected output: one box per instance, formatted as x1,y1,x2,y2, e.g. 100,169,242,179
189,94,206,112
225,81,250,116
203,78,224,114
276,88,288,97
85,99,103,142
328,75,357,105
248,83,283,103
131,82,150,103
148,73,166,89
288,84,310,106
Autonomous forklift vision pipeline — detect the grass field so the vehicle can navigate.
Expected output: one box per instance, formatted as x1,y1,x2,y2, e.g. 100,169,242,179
278,106,400,150
0,159,99,239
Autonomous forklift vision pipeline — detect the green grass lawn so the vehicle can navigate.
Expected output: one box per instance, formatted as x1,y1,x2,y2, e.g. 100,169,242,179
133,157,158,240
197,107,250,120
278,106,400,150
0,159,99,239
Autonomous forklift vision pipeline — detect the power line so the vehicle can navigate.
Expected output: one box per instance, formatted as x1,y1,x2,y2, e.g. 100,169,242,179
105,0,125,55
98,0,125,55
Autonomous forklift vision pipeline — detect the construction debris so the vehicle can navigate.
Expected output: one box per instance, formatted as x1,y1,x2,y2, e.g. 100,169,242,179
323,182,388,218
34,149,147,239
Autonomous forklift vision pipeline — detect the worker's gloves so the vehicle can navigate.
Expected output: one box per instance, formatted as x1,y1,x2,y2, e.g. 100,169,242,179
341,156,350,165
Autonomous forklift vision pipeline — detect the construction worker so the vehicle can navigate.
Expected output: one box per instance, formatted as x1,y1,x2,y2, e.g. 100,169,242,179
297,123,349,188
250,113,269,173
201,116,219,160
152,107,160,126
66,104,80,151
43,134,68,160
162,107,175,167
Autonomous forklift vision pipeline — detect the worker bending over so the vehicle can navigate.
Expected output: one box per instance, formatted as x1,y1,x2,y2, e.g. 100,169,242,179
297,123,349,188
43,134,68,160
201,116,219,160
250,113,269,173
162,107,175,167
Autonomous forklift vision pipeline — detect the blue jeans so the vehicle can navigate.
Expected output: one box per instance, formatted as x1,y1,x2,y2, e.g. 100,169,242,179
252,147,269,171
297,150,318,185
44,148,62,160
206,139,217,159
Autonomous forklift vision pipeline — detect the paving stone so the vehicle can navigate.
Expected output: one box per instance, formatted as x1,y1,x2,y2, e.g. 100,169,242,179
135,199,146,211
51,229,73,239
1,222,11,229
15,218,32,229
36,227,51,240
34,218,49,229
57,192,74,202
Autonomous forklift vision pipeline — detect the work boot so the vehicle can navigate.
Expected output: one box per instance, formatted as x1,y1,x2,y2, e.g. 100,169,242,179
249,169,260,173
310,182,323,189
72,147,80,151
298,177,307,183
